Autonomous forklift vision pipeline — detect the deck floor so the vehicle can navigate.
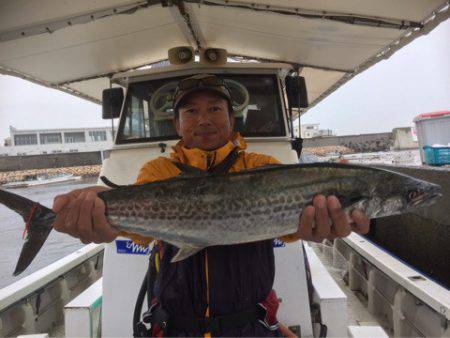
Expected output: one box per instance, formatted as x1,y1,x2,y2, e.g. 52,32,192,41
49,243,389,338
50,323,65,337
310,242,392,336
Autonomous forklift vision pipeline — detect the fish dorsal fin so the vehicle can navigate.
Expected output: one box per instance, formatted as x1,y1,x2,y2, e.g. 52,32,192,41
209,148,240,174
241,163,287,173
256,164,287,170
171,162,208,176
173,161,287,177
171,244,204,262
171,148,241,176
100,176,122,188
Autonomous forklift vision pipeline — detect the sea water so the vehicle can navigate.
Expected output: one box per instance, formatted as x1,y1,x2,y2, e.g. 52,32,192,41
0,178,96,288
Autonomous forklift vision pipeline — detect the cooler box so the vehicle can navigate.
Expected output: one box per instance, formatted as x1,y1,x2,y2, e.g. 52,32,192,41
423,146,450,165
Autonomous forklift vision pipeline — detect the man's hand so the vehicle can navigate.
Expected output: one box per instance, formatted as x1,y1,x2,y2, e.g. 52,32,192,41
53,186,120,244
296,195,370,242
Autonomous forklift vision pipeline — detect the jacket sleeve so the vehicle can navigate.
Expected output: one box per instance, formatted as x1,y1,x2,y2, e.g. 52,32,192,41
118,158,180,245
244,153,301,243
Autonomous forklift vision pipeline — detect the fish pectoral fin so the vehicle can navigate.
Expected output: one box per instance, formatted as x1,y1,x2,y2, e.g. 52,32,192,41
171,245,204,262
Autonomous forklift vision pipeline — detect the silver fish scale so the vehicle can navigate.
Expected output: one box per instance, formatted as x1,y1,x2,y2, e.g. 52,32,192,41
104,165,369,246
7,162,440,274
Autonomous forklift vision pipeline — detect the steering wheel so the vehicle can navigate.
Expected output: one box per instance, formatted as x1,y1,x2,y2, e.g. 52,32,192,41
149,81,178,121
224,79,250,113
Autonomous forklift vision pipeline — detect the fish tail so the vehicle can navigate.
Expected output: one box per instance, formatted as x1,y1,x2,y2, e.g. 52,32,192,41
0,189,56,276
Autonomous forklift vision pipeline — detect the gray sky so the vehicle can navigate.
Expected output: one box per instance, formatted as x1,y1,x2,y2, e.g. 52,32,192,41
0,77,105,143
0,19,448,142
302,19,450,135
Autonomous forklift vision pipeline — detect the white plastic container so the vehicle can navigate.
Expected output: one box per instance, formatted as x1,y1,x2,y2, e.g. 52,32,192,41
413,111,450,164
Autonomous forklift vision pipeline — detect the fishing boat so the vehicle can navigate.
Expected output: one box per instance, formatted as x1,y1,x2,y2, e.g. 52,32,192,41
0,1,449,337
2,173,82,189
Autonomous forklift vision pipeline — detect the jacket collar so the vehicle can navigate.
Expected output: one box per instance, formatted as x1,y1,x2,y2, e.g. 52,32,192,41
170,133,246,170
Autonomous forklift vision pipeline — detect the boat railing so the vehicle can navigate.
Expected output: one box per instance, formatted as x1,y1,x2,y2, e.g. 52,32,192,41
0,244,104,337
336,234,449,337
303,242,348,337
65,278,103,338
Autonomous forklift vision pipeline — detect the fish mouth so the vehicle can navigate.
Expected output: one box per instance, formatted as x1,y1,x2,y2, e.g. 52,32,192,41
409,187,442,207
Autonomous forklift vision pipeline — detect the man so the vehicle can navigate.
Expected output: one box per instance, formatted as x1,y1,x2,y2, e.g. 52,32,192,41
53,74,369,337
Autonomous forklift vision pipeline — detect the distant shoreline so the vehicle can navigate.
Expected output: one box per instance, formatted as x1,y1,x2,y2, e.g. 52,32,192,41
0,165,101,184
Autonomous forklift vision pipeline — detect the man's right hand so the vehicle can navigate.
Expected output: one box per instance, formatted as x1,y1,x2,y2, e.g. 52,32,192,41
53,186,120,244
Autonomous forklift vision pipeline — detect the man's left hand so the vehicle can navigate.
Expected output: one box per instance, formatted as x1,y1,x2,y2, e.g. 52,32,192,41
296,195,370,242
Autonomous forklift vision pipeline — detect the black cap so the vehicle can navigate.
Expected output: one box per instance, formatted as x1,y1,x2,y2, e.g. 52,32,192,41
173,74,232,113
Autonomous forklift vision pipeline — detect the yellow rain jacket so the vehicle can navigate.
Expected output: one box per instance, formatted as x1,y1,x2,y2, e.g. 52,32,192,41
121,134,301,244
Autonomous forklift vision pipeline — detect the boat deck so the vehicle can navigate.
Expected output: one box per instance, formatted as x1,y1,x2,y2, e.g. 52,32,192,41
50,324,64,337
309,242,390,336
46,243,386,338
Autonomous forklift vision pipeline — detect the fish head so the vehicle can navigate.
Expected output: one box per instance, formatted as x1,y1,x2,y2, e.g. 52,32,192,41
366,171,442,218
403,178,442,211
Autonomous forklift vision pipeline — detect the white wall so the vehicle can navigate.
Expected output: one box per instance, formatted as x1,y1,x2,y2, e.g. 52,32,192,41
1,127,113,156
0,141,112,156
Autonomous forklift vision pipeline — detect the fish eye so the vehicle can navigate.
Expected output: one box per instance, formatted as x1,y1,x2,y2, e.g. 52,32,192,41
407,189,420,201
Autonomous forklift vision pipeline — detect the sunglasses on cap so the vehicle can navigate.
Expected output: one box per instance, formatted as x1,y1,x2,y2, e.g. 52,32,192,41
177,75,226,91
172,74,234,113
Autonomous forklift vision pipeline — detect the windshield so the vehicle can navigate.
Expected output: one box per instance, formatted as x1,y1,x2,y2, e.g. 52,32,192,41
117,74,286,144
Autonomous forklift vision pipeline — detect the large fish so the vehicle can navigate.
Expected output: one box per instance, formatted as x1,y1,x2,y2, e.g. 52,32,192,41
0,163,441,276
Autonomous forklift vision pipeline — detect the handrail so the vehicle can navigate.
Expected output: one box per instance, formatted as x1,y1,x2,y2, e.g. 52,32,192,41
0,243,104,312
343,233,450,320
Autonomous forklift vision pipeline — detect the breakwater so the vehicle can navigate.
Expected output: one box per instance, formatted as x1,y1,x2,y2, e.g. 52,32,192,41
0,165,101,184
303,132,394,152
0,151,104,172
302,128,418,153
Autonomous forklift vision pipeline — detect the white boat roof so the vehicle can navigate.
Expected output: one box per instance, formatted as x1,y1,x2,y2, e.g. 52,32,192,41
0,0,449,110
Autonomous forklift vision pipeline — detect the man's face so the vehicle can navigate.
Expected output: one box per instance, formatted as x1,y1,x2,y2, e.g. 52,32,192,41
175,90,234,150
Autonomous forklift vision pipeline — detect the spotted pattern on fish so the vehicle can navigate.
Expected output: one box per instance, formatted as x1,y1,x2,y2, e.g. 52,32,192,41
100,163,441,253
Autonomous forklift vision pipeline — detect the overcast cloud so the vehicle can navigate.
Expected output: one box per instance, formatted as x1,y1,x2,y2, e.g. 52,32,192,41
0,20,448,143
302,19,450,134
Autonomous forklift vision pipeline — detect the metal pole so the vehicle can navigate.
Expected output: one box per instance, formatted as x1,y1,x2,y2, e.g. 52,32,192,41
109,77,115,140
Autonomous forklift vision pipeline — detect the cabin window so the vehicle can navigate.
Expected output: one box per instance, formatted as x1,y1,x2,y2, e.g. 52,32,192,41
14,134,38,145
117,74,285,143
65,132,86,143
89,130,107,142
40,133,62,144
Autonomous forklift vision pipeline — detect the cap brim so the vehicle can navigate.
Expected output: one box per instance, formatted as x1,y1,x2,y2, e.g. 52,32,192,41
173,86,232,112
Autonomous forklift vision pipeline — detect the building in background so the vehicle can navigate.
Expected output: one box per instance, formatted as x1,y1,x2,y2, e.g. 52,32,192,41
0,126,113,156
392,127,418,150
3,137,11,147
295,123,335,138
